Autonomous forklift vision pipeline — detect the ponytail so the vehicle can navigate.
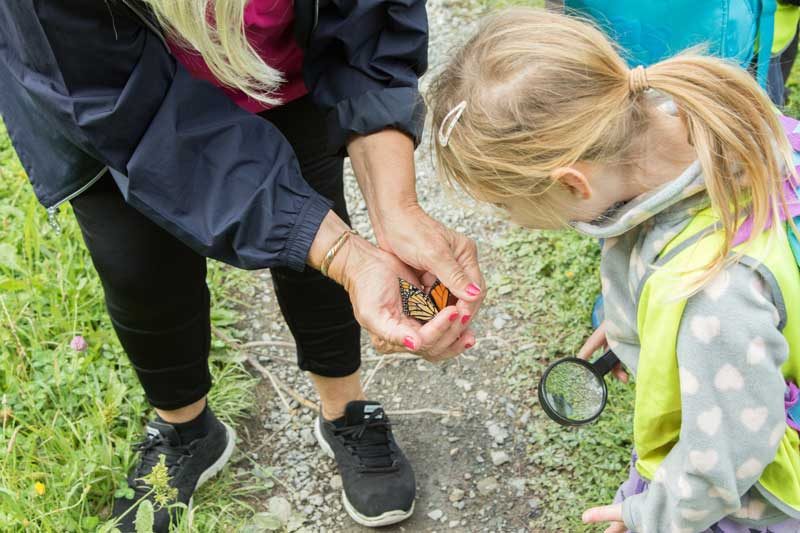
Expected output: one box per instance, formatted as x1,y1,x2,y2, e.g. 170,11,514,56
645,53,796,284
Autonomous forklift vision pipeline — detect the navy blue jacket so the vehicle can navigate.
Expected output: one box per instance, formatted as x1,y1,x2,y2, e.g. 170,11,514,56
0,0,427,271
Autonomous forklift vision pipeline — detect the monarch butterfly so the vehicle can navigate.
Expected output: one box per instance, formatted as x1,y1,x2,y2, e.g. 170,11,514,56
399,278,453,323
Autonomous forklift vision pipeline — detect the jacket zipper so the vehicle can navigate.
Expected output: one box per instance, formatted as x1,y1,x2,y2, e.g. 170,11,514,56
46,167,108,234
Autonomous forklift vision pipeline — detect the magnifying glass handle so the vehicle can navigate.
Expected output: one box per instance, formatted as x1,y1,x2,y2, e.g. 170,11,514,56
592,350,620,376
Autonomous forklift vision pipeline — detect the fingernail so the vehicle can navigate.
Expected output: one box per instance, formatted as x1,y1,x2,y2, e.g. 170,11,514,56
465,342,474,349
461,314,471,325
403,337,416,350
449,312,459,322
466,283,481,296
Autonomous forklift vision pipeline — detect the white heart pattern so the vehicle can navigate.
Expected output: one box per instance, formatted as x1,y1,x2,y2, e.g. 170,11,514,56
714,364,744,392
679,367,699,396
736,458,763,480
746,337,767,365
697,406,722,436
769,423,787,447
740,407,768,432
677,475,692,498
708,485,738,504
704,271,730,301
681,508,709,522
689,449,719,473
690,315,721,344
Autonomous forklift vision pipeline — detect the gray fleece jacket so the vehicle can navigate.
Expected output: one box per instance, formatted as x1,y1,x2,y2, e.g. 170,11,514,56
575,161,799,532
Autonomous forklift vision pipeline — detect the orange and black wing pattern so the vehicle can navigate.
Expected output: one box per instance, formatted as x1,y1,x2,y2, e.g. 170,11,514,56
399,278,452,323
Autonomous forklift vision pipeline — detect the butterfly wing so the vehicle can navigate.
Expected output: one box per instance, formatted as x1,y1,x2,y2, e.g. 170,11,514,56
399,278,439,323
427,280,451,311
405,292,439,323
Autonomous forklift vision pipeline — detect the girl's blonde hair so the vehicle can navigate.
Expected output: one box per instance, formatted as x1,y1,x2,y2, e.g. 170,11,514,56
143,0,285,107
429,8,796,284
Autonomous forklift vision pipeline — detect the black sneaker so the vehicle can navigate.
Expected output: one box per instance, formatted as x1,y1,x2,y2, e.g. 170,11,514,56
111,414,236,532
315,401,415,527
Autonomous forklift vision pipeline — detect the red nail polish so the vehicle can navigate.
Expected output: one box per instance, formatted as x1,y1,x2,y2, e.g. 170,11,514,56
466,283,481,296
465,342,474,349
461,315,471,325
403,337,416,350
449,312,459,322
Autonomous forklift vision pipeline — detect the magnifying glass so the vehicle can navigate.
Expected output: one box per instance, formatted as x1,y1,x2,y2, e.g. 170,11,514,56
537,350,620,426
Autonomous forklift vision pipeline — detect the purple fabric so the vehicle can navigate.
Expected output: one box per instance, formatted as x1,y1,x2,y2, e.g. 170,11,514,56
785,381,800,432
732,115,800,246
615,453,800,533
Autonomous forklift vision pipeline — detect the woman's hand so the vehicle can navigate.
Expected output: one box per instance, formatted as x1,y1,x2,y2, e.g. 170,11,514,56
578,322,628,383
582,504,626,533
334,236,476,361
308,210,475,360
347,130,486,325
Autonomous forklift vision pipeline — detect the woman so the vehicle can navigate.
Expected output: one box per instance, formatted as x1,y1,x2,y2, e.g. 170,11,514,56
0,1,484,530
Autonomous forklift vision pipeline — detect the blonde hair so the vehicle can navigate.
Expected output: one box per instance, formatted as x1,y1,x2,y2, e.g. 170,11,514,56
429,8,796,285
143,0,285,106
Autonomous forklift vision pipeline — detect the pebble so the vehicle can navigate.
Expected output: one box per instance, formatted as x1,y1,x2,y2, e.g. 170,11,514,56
428,509,444,521
464,473,472,480
508,478,527,492
455,378,473,392
449,488,465,502
330,475,343,490
477,477,499,495
476,390,489,402
491,451,511,466
300,428,316,447
449,520,461,528
309,494,324,507
492,316,507,330
487,423,509,444
450,447,459,456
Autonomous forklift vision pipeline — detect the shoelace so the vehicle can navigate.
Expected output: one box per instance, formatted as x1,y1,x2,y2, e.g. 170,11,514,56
333,408,398,473
132,433,191,486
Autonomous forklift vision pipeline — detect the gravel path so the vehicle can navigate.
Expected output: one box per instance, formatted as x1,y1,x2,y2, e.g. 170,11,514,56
232,2,545,531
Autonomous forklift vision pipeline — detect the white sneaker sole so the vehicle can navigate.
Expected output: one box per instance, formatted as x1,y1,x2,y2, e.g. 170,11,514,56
314,418,415,528
188,422,237,509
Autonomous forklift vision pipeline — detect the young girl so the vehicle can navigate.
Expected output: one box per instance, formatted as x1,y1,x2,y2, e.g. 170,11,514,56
429,7,800,533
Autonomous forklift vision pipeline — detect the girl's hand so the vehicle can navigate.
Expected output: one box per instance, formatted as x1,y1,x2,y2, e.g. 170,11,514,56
578,321,628,383
582,503,626,533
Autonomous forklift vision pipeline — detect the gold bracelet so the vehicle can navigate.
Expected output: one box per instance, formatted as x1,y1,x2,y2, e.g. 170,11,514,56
320,229,358,278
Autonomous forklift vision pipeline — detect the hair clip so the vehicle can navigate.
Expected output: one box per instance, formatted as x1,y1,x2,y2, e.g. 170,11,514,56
438,100,467,147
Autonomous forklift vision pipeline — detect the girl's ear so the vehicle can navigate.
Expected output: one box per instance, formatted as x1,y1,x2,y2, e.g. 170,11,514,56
552,166,592,200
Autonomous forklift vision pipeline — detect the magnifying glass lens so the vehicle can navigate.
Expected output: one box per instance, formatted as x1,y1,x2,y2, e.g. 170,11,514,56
541,360,606,424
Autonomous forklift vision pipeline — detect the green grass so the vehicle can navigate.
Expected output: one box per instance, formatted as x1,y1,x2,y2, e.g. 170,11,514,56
0,123,264,531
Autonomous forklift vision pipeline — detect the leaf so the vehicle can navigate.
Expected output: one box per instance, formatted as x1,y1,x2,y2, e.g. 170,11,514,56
134,500,155,533
250,512,283,531
0,243,19,272
267,496,292,523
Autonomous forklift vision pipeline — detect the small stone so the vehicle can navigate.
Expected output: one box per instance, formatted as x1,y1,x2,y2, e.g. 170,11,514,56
476,454,484,463
449,520,460,528
309,494,324,507
476,390,489,402
453,501,466,510
330,475,343,490
301,428,316,447
428,509,444,520
463,473,472,480
487,423,509,444
492,316,506,330
491,451,510,466
449,489,465,502
450,447,459,457
508,478,526,492
477,477,499,495
455,379,473,392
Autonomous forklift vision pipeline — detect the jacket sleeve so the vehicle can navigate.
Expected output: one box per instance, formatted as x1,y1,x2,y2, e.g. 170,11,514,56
1,0,331,271
303,0,429,152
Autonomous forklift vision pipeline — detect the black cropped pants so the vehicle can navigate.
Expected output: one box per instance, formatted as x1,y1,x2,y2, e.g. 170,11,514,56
70,96,361,410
